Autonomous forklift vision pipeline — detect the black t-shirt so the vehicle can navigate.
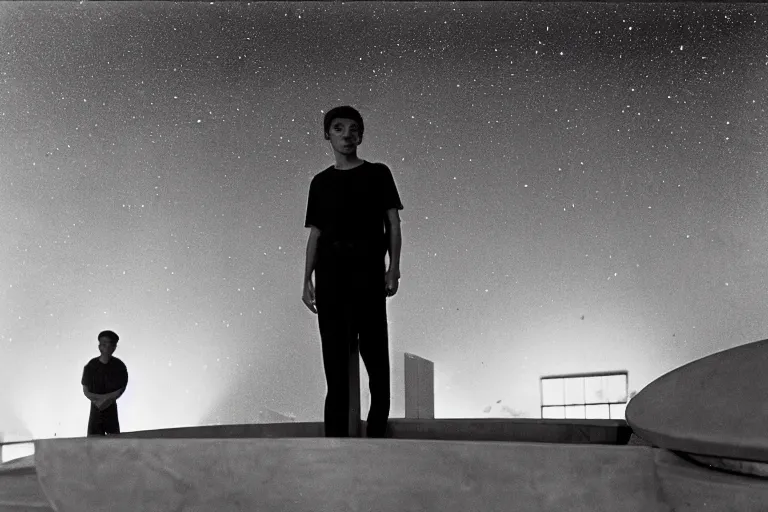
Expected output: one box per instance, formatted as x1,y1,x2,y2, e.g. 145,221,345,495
81,356,129,394
304,160,404,267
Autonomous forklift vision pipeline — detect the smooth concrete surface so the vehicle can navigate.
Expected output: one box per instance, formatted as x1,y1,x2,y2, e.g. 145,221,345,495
387,418,633,445
626,337,768,462
35,437,671,512
0,419,633,510
0,418,631,511
404,353,435,419
5,435,768,511
0,456,52,512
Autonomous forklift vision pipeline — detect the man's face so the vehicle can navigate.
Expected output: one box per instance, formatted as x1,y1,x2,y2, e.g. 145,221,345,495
327,118,362,154
98,337,116,357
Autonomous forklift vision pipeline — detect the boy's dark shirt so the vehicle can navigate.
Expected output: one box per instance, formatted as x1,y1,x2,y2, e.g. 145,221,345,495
81,356,128,395
304,161,404,271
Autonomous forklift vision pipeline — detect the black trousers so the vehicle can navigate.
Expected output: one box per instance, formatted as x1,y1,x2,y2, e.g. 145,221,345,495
87,403,120,436
315,243,391,438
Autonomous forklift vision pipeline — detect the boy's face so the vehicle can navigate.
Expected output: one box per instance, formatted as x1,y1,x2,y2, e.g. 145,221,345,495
98,337,117,357
326,118,362,155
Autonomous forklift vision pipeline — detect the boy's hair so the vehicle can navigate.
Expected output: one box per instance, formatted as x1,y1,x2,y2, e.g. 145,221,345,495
98,330,119,344
323,106,364,138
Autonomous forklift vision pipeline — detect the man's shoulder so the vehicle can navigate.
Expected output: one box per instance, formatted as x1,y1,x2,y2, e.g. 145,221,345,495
84,357,100,367
312,165,336,180
111,356,127,368
369,161,393,179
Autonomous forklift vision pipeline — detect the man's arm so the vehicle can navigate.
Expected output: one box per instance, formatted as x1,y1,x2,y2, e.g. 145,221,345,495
304,225,321,283
82,384,99,401
82,385,121,403
99,387,124,410
384,209,401,276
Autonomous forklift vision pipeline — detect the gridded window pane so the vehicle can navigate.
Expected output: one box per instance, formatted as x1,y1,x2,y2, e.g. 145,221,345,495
584,376,604,404
605,374,628,403
610,402,627,420
585,404,610,419
565,405,586,419
564,377,585,405
542,378,564,406
542,406,565,419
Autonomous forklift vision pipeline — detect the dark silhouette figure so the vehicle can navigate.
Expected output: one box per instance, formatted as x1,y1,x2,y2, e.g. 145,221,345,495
81,330,128,436
303,106,404,438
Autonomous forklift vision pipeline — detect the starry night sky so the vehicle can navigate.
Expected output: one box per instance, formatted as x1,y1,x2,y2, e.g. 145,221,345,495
2,2,767,440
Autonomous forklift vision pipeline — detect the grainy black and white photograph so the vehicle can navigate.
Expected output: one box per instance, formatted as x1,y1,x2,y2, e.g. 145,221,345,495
2,1,768,509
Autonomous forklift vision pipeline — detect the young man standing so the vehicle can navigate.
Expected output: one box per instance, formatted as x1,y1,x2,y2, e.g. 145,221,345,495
81,330,129,436
303,105,403,438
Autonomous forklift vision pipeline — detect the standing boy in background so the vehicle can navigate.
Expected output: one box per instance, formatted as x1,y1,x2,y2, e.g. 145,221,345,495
303,105,404,438
81,330,128,436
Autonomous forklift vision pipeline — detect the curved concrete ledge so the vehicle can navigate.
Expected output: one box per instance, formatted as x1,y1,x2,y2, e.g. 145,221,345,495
626,337,768,462
682,452,768,479
655,449,768,511
35,437,670,512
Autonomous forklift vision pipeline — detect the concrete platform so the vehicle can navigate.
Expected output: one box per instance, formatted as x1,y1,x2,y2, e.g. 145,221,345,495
4,421,764,511
30,437,768,512
0,418,634,510
34,437,671,512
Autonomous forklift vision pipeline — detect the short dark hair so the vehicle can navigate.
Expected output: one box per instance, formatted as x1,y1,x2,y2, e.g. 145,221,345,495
323,106,364,138
98,330,119,344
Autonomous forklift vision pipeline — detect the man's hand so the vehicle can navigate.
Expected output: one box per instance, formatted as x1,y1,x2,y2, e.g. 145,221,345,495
385,269,400,298
302,277,317,314
95,396,114,411
92,390,120,410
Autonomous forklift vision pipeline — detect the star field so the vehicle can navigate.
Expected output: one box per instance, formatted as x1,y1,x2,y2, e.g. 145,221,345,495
1,2,767,440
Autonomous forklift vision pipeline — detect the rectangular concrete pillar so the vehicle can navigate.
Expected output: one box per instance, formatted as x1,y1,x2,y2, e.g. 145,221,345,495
404,353,434,419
